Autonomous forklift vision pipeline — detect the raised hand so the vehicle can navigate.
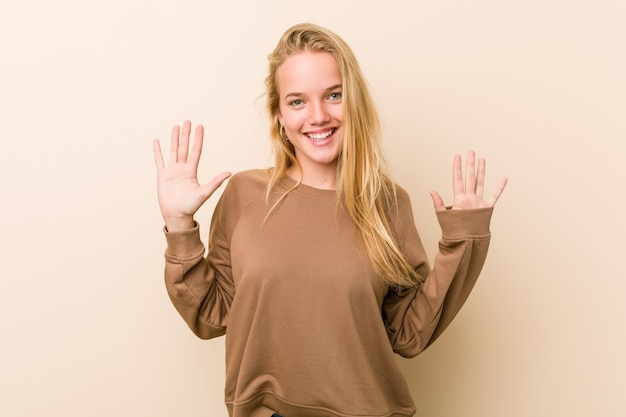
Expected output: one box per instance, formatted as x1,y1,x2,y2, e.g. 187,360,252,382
153,120,231,231
430,150,507,212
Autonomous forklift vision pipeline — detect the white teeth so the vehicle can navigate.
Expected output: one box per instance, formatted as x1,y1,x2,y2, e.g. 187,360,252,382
307,129,334,141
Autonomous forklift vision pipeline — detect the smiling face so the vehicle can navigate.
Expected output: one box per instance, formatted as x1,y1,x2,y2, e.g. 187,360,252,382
276,50,343,185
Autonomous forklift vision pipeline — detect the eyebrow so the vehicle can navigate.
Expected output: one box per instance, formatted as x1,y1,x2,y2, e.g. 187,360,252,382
283,84,343,100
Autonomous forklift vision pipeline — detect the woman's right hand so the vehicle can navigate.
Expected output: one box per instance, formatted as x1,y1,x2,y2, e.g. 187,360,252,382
153,120,231,231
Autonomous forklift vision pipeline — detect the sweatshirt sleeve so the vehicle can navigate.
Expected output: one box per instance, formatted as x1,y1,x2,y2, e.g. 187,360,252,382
162,184,236,340
382,190,493,358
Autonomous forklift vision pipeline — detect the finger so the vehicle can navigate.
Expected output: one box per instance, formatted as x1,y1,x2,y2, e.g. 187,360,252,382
178,120,192,163
169,124,180,165
487,177,508,206
199,171,233,201
452,154,463,197
188,124,204,168
153,139,165,170
475,157,486,197
465,150,476,193
430,190,446,212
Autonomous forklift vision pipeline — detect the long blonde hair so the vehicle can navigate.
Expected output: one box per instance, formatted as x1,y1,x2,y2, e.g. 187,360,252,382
265,23,422,288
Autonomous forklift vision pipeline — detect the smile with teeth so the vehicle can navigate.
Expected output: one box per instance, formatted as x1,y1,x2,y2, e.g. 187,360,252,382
306,128,336,142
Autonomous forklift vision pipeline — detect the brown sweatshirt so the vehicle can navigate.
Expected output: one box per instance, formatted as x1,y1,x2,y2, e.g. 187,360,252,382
162,169,493,417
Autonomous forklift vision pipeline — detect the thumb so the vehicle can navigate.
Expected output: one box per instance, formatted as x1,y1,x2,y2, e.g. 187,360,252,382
430,190,446,212
199,171,232,200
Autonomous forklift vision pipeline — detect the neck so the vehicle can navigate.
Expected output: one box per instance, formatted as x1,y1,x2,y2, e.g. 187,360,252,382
286,164,337,190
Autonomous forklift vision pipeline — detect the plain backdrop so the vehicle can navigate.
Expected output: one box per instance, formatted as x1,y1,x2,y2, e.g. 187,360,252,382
1,0,624,416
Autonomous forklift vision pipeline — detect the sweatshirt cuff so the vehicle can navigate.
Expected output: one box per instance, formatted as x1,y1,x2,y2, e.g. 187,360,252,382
163,222,205,260
436,207,493,238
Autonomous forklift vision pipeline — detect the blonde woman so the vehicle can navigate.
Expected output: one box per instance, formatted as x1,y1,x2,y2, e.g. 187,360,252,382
153,23,507,417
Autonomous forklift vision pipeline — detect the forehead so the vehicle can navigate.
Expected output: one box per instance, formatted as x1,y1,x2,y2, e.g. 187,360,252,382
276,50,342,96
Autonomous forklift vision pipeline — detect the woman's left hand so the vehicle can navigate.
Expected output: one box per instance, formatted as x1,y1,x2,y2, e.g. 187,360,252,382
430,150,508,212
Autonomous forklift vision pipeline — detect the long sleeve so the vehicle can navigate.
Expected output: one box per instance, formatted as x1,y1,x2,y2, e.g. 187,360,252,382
162,185,236,340
383,189,493,358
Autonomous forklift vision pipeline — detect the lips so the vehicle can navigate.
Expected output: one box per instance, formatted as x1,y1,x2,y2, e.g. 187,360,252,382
306,128,336,142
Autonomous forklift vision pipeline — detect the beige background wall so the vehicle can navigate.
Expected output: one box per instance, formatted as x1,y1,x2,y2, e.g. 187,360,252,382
1,0,624,416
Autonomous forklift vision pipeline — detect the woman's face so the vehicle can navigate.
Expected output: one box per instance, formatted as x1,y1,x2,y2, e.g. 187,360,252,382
277,50,343,179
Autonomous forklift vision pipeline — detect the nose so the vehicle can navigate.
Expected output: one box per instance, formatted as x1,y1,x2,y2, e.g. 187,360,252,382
307,100,331,125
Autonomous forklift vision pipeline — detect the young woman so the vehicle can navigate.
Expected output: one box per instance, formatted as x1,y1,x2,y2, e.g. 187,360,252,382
153,23,507,417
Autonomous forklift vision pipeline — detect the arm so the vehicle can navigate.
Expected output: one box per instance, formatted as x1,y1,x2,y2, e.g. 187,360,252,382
384,151,507,357
384,207,492,357
162,194,235,339
153,121,233,338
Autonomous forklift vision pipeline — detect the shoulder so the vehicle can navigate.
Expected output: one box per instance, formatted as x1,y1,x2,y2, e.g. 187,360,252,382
220,168,270,207
386,182,414,216
387,182,417,230
227,168,271,190
393,183,412,206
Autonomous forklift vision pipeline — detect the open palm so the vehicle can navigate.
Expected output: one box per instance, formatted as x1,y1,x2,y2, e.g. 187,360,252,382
430,151,507,212
153,120,231,230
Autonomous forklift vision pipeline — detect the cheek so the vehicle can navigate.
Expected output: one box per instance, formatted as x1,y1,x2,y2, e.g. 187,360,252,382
331,105,344,122
281,112,304,131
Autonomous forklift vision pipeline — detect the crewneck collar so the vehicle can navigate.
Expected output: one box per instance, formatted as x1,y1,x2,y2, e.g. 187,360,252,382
279,175,337,200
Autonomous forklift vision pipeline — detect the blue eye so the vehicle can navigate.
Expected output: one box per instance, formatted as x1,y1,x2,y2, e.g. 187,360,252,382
329,92,342,101
289,99,304,107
